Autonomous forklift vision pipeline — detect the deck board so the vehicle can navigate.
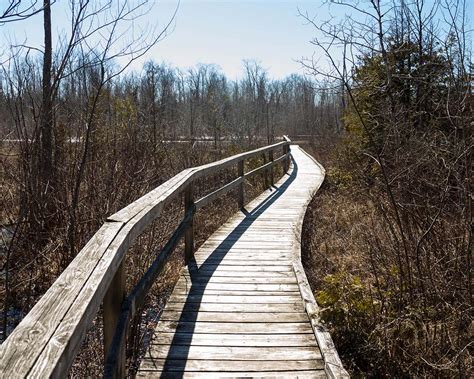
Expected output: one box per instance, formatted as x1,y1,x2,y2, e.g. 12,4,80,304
137,146,330,377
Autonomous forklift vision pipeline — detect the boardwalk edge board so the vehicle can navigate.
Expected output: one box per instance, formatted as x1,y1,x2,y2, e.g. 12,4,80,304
288,145,350,379
293,261,349,379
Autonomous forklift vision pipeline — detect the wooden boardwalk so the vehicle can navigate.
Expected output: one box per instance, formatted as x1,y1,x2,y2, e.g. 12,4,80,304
0,140,347,378
137,146,347,378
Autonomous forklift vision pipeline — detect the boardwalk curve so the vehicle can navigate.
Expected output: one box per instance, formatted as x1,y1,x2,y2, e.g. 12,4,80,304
137,146,348,378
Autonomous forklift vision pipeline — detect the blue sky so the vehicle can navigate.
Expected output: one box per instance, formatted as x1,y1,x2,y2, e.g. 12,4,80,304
2,0,471,80
1,0,325,80
150,0,323,80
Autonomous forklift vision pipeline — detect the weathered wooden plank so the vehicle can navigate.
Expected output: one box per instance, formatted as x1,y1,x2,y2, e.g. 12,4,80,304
168,294,302,304
216,224,296,231
194,259,293,266
211,221,298,228
0,222,124,378
29,220,139,377
174,281,299,291
147,345,321,361
137,370,327,378
198,241,294,249
159,311,309,323
182,270,295,283
193,249,292,257
150,333,317,347
154,321,314,334
212,226,294,232
180,275,296,284
108,168,194,223
163,302,304,313
205,233,294,240
191,264,293,272
219,217,297,223
193,251,292,259
202,239,294,246
195,176,243,210
172,288,301,296
138,359,324,373
194,246,293,252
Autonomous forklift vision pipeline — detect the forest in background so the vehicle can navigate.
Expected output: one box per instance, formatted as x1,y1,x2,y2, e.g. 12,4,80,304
0,0,472,377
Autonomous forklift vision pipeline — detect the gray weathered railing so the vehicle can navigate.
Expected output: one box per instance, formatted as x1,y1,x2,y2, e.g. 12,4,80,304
0,137,292,378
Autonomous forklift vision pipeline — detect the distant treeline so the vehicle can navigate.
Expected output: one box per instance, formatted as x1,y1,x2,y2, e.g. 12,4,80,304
0,59,341,145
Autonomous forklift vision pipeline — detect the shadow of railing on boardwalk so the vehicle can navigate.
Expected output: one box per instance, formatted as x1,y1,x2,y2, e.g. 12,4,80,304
146,156,298,375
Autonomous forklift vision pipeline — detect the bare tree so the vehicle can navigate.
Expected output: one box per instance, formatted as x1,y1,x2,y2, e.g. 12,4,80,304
299,0,472,375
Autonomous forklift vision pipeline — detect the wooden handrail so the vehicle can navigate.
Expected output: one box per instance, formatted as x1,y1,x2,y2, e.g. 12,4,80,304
0,137,292,378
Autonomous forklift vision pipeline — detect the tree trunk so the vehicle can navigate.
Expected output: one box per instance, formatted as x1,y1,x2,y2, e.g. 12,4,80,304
40,0,53,186
31,0,54,242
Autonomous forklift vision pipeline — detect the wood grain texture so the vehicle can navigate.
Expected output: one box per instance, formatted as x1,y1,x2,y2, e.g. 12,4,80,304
159,311,309,323
150,333,317,347
148,345,322,361
0,222,124,378
154,321,315,335
163,302,304,313
137,370,328,378
138,359,325,372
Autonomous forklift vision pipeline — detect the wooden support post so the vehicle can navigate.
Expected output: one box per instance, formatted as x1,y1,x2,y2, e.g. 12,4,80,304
184,184,194,263
238,160,244,208
262,152,268,189
282,145,287,173
269,150,274,186
103,262,126,378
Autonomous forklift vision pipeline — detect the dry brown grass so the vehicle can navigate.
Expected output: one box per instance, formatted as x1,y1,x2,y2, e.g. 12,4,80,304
301,140,472,377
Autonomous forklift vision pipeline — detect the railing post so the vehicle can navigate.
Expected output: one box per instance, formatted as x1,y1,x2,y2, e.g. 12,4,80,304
269,149,274,186
282,144,287,173
262,152,268,189
184,183,194,263
238,159,244,208
103,262,126,378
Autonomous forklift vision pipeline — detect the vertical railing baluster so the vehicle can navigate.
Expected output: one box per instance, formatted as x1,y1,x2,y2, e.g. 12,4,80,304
103,262,126,378
262,152,268,188
184,183,194,263
269,149,274,186
238,160,244,208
